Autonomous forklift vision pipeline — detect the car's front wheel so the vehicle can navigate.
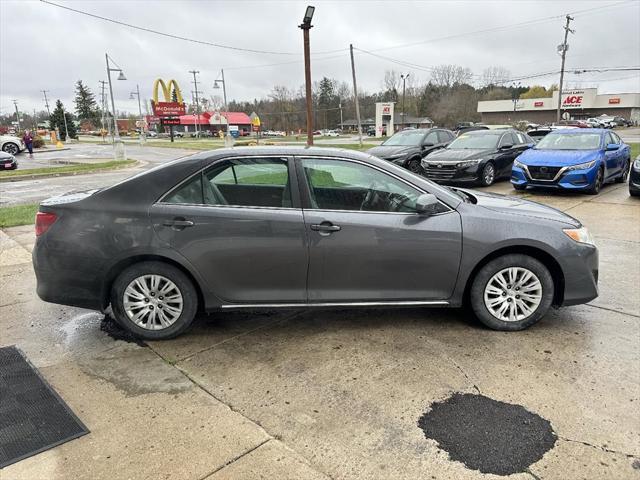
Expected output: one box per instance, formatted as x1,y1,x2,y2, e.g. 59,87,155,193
2,142,19,155
586,167,604,195
405,157,422,174
110,261,198,340
479,162,496,187
470,254,554,331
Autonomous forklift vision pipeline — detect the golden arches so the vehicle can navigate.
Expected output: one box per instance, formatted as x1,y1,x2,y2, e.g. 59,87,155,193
152,79,184,104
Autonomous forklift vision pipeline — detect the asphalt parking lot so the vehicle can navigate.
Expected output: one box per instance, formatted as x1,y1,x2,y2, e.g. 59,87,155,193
1,159,639,479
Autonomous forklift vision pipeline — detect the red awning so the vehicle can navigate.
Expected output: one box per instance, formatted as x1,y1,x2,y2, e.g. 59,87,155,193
223,112,251,125
178,114,211,125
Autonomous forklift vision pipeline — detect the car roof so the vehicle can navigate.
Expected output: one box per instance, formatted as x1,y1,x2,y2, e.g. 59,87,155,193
459,129,512,136
550,129,605,134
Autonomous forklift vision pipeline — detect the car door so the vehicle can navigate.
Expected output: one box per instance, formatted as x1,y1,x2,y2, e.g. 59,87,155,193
495,132,519,178
603,132,622,178
421,130,441,156
296,156,462,303
150,155,309,303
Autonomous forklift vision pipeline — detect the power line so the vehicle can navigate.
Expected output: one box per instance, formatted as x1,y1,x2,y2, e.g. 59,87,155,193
39,0,300,56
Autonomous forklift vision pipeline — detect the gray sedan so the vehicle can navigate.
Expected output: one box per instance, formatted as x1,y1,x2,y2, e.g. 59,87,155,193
33,147,598,339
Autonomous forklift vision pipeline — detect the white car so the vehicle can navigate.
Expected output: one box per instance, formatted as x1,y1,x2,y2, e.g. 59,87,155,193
324,130,340,137
1,135,24,155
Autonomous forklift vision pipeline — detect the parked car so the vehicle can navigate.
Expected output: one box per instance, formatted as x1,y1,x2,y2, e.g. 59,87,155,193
147,131,158,138
512,129,631,194
366,128,454,173
629,155,640,197
586,118,605,128
0,134,24,155
33,146,599,339
555,120,589,129
527,128,554,143
367,126,387,136
0,151,17,170
421,129,534,186
174,131,185,138
612,116,632,127
324,130,340,137
456,125,489,135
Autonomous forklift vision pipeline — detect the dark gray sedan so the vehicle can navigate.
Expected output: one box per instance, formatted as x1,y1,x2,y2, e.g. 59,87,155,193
33,147,599,339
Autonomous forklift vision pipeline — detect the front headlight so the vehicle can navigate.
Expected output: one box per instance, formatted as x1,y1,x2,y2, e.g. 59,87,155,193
456,159,480,168
566,160,597,171
514,159,526,169
633,158,640,171
563,226,596,246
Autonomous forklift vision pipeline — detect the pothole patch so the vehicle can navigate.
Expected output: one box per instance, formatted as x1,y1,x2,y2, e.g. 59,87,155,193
418,393,556,475
100,315,146,346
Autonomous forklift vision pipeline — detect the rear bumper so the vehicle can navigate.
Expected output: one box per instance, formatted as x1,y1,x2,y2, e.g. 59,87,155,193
33,242,105,311
561,244,599,306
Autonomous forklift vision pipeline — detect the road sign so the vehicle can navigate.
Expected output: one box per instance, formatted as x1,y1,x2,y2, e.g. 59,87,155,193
161,117,181,126
250,112,261,127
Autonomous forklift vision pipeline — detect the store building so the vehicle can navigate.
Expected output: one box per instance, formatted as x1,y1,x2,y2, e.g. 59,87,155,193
146,111,252,135
478,88,640,125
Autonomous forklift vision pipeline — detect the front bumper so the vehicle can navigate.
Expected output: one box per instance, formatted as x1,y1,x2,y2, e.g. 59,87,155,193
421,161,481,183
561,243,599,306
1,159,17,169
630,168,640,193
511,163,598,190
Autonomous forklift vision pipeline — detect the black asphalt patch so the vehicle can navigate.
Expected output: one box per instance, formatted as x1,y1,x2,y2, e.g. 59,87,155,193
418,393,556,475
100,315,146,346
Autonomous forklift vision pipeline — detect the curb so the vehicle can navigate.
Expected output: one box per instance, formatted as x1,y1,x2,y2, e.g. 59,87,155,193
0,160,144,183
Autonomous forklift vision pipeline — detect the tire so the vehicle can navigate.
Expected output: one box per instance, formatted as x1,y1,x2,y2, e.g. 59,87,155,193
470,254,554,331
512,183,527,191
586,167,604,195
2,142,19,155
110,261,198,340
615,159,630,183
405,157,422,174
479,162,496,187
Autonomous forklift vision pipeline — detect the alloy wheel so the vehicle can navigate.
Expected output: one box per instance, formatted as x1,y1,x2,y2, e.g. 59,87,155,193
483,164,495,186
123,274,184,330
483,267,542,322
2,143,18,155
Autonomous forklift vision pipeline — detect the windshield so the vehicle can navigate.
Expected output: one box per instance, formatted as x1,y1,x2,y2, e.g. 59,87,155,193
535,133,602,150
448,134,500,149
382,130,425,146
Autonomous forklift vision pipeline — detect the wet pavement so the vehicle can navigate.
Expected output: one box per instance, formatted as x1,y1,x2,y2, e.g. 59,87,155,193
0,168,639,479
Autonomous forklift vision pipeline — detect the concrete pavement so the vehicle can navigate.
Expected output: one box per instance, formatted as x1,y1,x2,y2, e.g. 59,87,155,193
1,174,639,479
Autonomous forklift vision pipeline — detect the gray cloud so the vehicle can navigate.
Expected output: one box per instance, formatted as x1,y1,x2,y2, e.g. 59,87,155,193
1,0,639,116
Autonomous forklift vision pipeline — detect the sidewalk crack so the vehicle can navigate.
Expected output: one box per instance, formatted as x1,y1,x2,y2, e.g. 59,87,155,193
558,435,639,459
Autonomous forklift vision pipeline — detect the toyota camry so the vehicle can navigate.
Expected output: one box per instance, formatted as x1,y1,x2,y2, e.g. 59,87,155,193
33,147,599,339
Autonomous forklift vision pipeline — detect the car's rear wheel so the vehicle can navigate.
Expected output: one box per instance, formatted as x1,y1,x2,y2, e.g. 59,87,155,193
615,159,630,183
479,162,495,187
110,261,198,340
470,254,554,331
2,142,19,155
586,167,604,195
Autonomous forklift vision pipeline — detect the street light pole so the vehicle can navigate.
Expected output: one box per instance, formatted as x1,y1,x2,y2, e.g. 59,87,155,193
214,69,231,144
400,73,409,129
105,53,127,159
299,6,315,147
189,70,201,138
12,100,20,131
130,84,144,145
61,105,70,143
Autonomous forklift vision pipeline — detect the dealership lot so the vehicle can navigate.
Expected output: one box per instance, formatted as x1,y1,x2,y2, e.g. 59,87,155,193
1,173,638,479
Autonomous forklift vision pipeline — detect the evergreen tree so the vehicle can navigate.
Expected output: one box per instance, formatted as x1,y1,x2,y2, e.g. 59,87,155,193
74,80,99,124
49,100,77,140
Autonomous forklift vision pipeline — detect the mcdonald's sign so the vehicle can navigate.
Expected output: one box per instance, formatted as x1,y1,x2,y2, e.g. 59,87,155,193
151,78,186,117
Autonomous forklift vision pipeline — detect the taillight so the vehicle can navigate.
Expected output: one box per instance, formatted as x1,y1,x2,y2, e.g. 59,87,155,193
35,211,58,236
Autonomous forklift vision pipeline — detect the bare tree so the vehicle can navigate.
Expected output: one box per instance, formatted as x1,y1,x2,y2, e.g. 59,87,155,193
480,66,511,87
430,65,473,88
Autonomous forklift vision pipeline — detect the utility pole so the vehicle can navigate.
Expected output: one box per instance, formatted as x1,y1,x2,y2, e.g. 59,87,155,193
556,15,574,124
400,73,409,129
338,102,343,131
99,80,110,141
299,6,315,147
350,44,363,147
41,90,51,118
189,70,201,138
12,100,20,130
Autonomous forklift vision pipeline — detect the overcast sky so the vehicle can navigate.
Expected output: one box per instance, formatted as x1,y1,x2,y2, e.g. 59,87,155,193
1,0,639,116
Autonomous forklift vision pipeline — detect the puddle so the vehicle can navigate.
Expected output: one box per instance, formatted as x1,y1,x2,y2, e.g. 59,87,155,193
100,315,146,346
418,393,556,476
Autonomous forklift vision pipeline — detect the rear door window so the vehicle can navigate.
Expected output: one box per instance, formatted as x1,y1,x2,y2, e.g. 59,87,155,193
203,157,292,208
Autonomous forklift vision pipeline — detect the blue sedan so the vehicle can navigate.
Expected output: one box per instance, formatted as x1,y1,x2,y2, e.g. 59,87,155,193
511,129,631,194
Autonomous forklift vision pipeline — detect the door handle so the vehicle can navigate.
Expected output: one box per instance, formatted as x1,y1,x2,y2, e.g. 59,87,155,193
163,218,195,230
310,222,341,233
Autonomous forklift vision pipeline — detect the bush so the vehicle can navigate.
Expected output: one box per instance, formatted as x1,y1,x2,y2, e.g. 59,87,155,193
33,135,45,148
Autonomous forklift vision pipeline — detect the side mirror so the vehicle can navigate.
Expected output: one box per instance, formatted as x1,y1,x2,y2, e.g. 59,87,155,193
422,142,434,148
499,144,514,150
606,143,620,151
415,193,440,215
524,143,535,149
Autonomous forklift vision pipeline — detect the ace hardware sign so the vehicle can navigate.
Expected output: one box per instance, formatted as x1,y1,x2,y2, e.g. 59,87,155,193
151,78,186,117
